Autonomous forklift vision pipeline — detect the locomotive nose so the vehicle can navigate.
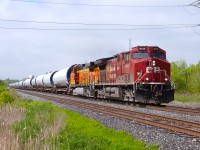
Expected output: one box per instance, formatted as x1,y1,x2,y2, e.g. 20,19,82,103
145,58,168,83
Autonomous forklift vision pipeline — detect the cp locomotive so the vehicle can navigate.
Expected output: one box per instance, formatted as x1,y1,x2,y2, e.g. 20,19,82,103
10,46,175,104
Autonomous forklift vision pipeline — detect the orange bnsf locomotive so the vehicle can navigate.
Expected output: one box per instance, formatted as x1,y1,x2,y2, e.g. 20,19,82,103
70,46,175,104
10,46,175,104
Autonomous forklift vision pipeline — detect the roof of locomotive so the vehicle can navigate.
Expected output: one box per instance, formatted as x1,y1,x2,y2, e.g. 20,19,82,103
120,46,166,54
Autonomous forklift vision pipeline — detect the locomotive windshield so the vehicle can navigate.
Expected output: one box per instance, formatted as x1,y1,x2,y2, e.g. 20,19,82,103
150,52,165,59
132,52,148,59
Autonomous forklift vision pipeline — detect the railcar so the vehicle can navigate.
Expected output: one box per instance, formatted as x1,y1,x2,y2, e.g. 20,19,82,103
18,81,24,89
52,67,73,93
35,75,46,91
31,77,37,90
43,71,57,92
23,78,32,89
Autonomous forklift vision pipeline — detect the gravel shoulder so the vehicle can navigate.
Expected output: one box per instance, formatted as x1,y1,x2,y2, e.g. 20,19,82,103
167,101,200,109
17,91,200,150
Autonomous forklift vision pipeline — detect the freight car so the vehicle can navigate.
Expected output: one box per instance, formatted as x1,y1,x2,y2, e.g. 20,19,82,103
10,46,175,104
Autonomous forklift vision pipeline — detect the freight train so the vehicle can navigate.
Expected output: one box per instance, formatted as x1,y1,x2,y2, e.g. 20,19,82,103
9,46,175,104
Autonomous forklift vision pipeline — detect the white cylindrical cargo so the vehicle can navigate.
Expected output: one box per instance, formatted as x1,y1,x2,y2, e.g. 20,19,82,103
36,75,45,86
23,79,32,87
16,82,19,88
31,77,37,86
9,83,14,88
52,68,69,87
14,82,18,88
18,81,23,88
43,71,57,87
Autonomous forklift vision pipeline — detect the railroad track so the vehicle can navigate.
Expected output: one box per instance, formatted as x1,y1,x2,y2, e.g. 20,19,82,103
145,104,200,116
18,89,200,116
18,90,200,138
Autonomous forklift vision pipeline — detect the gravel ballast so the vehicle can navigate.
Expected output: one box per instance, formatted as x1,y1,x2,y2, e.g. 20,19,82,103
17,91,200,150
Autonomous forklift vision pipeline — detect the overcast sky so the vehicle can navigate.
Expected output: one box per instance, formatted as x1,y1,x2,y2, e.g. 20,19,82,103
0,0,199,80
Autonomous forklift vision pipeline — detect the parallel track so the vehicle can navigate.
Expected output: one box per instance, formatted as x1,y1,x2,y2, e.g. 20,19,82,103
18,90,200,138
17,89,200,116
145,105,200,116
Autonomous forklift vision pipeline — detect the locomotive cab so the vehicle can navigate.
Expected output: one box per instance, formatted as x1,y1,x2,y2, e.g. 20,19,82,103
131,46,175,104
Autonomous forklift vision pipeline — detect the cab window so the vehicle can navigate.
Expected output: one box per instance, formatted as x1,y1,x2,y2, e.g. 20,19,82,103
150,52,165,59
132,52,148,59
124,53,130,61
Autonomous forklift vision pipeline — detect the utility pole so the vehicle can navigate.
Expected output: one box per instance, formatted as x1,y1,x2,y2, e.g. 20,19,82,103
185,71,189,93
129,38,132,50
183,71,191,93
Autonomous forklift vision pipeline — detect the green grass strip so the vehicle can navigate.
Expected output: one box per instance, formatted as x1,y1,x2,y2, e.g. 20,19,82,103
175,93,200,103
12,99,158,150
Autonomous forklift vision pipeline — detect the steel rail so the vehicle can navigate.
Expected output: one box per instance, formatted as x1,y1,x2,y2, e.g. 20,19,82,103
145,105,200,116
20,89,200,116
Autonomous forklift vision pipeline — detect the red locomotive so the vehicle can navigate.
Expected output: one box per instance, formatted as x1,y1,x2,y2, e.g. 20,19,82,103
70,46,175,104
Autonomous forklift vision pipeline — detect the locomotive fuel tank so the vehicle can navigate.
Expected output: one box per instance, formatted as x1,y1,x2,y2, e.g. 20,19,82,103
73,88,85,96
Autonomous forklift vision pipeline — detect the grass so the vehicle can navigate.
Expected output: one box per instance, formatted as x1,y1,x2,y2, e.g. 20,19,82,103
175,93,200,103
0,105,25,149
58,109,158,150
0,98,159,150
0,86,159,149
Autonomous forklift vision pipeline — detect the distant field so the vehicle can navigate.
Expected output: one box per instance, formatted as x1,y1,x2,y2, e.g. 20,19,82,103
1,98,158,150
175,93,200,103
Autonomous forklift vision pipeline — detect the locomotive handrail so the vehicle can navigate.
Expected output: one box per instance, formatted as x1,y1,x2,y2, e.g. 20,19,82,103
133,69,175,95
133,72,148,93
165,73,175,89
159,70,175,89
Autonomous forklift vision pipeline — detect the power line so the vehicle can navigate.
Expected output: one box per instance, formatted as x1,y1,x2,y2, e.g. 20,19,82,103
190,0,200,8
0,18,197,27
191,26,200,35
0,25,198,31
11,0,190,8
182,6,200,15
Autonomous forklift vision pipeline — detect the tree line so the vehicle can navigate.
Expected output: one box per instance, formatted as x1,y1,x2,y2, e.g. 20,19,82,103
0,79,19,87
171,60,200,93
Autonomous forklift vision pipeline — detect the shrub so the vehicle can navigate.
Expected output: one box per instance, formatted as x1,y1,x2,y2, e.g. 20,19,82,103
0,86,8,93
0,91,15,105
0,80,5,86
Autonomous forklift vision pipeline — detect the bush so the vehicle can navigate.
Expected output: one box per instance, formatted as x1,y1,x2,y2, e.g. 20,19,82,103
0,86,8,93
0,91,15,105
0,80,5,86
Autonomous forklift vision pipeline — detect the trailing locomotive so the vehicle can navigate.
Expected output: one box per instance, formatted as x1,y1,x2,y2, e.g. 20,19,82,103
9,46,175,104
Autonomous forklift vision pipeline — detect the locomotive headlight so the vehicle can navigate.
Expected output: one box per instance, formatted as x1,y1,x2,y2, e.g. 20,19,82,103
152,60,156,66
146,78,149,81
165,78,168,81
137,72,141,76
